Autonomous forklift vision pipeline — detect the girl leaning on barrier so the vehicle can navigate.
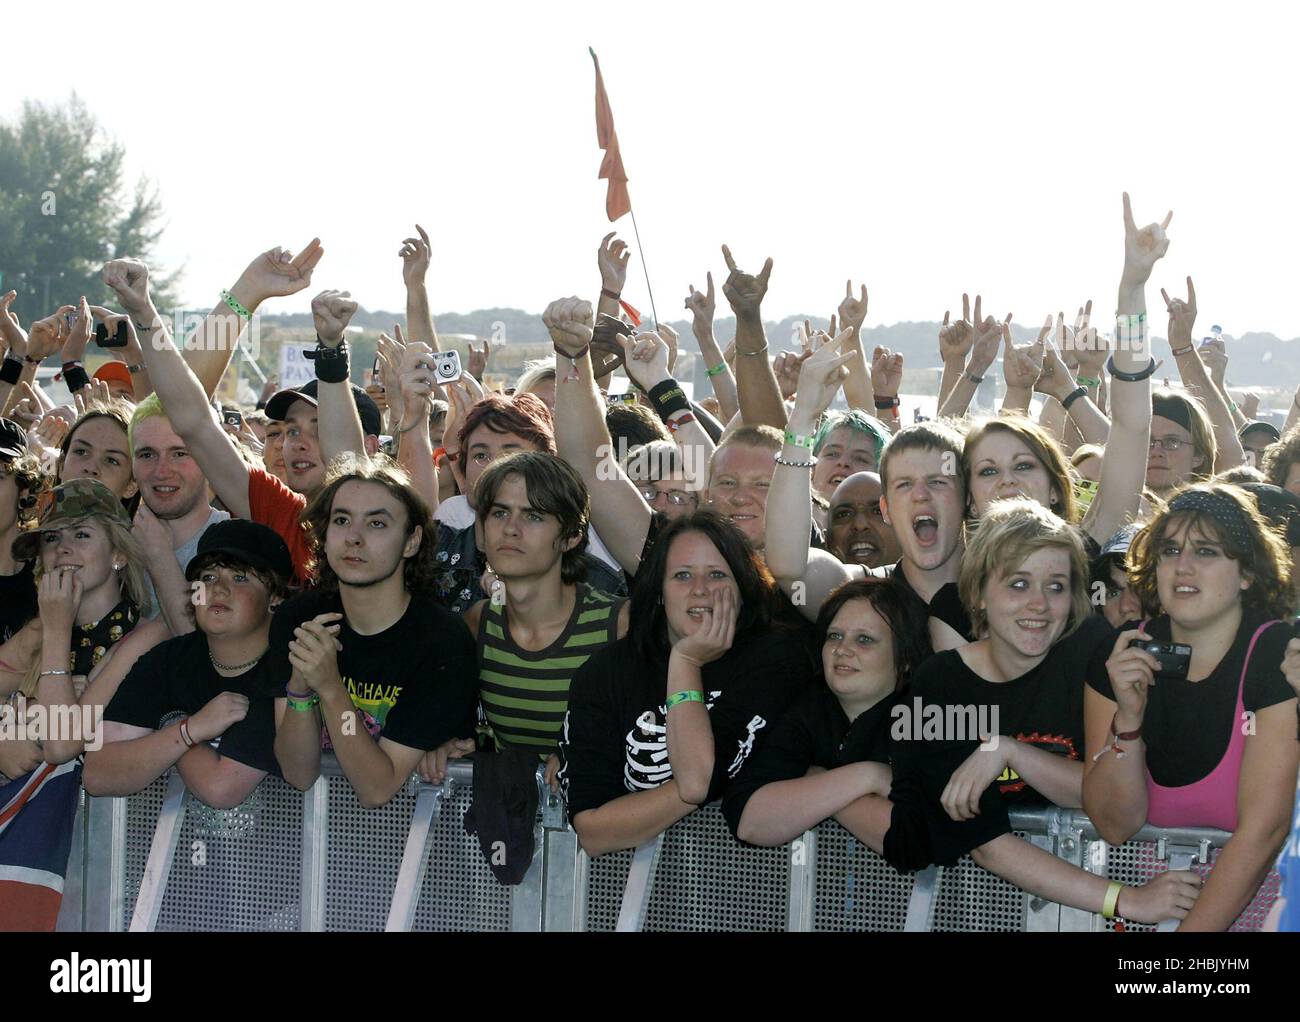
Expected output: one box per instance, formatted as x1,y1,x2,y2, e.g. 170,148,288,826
555,510,816,857
1083,483,1300,931
881,499,1201,925
0,478,164,931
722,576,932,848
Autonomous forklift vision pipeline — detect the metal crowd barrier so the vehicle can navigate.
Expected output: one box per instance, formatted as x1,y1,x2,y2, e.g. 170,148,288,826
54,757,1279,932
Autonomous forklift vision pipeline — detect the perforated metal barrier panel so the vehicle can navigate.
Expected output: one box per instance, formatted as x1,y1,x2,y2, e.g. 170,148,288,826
84,767,1280,933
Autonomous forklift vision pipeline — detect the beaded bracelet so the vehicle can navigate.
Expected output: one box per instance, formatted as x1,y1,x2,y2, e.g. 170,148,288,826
774,452,817,469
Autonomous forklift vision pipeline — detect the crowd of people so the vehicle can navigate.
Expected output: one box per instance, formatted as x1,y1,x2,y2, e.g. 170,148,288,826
0,197,1298,933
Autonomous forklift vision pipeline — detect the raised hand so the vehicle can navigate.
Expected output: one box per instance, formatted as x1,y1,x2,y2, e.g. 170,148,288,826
838,280,870,343
259,373,281,405
1199,337,1228,386
1003,320,1045,391
616,330,673,393
399,225,432,288
656,321,680,373
61,297,94,363
0,290,29,357
1033,318,1077,401
871,345,904,398
720,245,773,319
101,258,153,315
32,410,70,451
1105,628,1159,728
938,294,976,364
466,336,492,382
310,290,358,347
1121,192,1172,287
790,328,857,425
542,296,595,358
685,273,716,337
1159,277,1197,351
597,232,630,293
235,239,324,305
1240,392,1260,420
774,348,812,400
968,296,1007,376
1061,300,1095,372
7,382,43,429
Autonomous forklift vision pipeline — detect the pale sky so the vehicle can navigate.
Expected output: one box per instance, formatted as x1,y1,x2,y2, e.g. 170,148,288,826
6,0,1298,337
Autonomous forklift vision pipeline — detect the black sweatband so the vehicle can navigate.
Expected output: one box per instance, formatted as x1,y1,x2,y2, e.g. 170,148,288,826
647,378,691,424
1106,356,1157,383
63,363,91,393
307,338,350,383
0,357,22,385
1060,386,1088,411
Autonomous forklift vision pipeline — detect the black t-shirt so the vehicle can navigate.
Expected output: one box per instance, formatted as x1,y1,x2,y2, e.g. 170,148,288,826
0,560,37,643
556,628,817,819
722,686,900,840
104,631,282,775
883,614,1114,870
267,589,478,752
1086,613,1296,787
880,563,973,641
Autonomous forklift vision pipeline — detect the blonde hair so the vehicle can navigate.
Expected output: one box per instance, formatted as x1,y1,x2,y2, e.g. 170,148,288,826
1152,389,1216,480
958,497,1091,638
962,416,1077,523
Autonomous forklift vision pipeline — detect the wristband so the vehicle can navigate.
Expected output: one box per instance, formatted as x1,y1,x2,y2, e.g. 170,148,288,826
873,396,900,409
126,363,144,375
1075,375,1100,389
600,287,621,302
666,411,695,434
705,361,728,378
1105,356,1156,383
1101,880,1124,920
965,371,985,385
39,669,72,678
1170,343,1195,357
306,338,350,383
285,687,314,700
0,357,21,385
1228,400,1239,413
739,345,769,357
665,690,706,709
1060,386,1088,411
647,378,691,423
774,452,817,469
62,362,91,393
23,354,42,365
783,430,814,449
554,343,590,382
220,289,253,321
179,717,196,748
286,695,321,713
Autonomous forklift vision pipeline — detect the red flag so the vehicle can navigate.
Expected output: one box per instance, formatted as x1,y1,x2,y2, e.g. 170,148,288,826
591,48,631,222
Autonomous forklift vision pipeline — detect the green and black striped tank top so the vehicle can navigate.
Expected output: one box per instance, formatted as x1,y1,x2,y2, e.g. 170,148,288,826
477,583,624,755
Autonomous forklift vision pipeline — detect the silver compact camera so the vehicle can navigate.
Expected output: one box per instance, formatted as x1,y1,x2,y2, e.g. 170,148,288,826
430,350,462,384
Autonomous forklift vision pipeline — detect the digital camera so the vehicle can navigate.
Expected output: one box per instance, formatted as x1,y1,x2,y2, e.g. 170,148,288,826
1128,639,1192,678
431,350,462,384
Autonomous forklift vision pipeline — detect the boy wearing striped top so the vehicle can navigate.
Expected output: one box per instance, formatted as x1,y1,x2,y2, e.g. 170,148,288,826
458,452,628,788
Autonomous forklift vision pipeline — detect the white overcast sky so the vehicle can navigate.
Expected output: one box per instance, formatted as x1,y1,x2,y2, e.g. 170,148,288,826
5,0,1298,336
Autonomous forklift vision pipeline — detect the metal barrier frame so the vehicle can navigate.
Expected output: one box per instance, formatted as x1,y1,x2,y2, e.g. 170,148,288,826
64,758,1279,933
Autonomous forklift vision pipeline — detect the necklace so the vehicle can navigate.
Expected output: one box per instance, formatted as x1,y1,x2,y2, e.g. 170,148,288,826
209,648,268,673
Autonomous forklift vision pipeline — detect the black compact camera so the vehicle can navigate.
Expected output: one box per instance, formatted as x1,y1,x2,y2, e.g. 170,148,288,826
1128,638,1192,678
94,321,130,348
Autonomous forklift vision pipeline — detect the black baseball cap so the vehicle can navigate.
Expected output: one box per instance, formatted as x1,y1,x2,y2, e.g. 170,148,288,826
1240,482,1300,547
264,379,383,438
186,519,294,585
0,418,26,462
1239,420,1281,445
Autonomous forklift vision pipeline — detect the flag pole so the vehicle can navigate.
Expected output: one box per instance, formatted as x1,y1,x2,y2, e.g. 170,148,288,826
626,208,659,330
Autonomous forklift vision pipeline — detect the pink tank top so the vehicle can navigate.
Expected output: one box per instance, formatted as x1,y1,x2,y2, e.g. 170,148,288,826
1144,619,1278,832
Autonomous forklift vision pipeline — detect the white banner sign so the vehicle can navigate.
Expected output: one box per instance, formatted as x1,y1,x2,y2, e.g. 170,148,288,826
278,345,316,389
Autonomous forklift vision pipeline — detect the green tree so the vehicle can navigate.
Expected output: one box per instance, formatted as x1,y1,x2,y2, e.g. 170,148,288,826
0,94,178,324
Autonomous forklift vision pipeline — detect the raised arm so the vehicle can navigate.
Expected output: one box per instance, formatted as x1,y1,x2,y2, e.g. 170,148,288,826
686,272,739,424
310,290,366,465
838,281,875,412
400,225,440,350
89,307,154,401
999,317,1041,416
102,258,254,519
1032,322,1110,446
1160,277,1245,473
721,246,786,429
548,296,652,573
1081,193,1165,543
184,239,324,397
937,298,1004,419
936,296,976,409
393,336,440,511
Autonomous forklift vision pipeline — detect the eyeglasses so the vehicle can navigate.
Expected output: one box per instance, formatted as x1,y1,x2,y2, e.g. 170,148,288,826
639,487,694,507
1149,436,1190,452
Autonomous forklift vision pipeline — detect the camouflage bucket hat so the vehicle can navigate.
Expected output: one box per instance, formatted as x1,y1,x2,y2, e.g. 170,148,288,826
12,478,131,562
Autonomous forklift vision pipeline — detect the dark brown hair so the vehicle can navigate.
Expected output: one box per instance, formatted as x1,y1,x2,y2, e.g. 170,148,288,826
814,577,933,692
456,392,555,475
301,456,438,595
